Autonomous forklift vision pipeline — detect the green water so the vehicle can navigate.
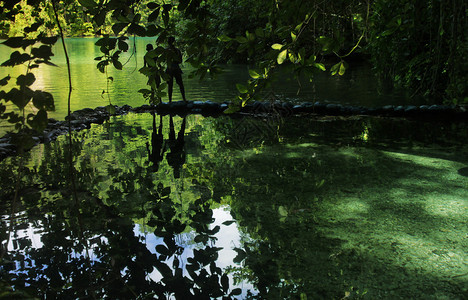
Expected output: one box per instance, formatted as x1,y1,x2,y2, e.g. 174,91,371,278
1,113,467,298
0,37,414,123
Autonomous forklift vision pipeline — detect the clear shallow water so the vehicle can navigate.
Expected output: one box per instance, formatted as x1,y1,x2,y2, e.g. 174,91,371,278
0,37,415,123
1,113,467,298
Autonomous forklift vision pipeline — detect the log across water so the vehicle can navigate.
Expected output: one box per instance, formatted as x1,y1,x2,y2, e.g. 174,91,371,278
1,101,466,161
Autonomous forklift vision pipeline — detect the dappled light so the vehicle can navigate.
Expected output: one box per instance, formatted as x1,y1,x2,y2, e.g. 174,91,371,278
1,113,466,298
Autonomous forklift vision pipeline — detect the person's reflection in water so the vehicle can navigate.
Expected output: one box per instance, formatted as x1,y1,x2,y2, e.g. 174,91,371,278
166,116,186,178
146,112,166,172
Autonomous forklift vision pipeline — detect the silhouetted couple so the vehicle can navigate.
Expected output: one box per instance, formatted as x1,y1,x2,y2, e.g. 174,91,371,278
146,113,186,178
144,36,187,103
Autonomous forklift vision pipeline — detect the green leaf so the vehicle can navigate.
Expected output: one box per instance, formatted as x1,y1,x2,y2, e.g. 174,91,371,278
255,28,264,37
278,206,288,217
291,31,297,42
330,62,341,76
277,49,287,64
217,35,232,42
338,61,348,76
236,83,248,94
235,36,248,43
313,63,326,71
248,69,260,79
271,43,284,50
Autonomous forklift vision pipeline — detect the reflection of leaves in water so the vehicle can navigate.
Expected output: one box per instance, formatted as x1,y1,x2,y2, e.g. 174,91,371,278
0,125,248,299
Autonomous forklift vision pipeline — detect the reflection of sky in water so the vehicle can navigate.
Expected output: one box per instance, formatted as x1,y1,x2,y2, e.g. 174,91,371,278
5,208,255,297
135,207,255,298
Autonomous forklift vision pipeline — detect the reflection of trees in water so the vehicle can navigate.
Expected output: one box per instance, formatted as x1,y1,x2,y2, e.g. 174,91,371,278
0,124,247,299
2,114,466,298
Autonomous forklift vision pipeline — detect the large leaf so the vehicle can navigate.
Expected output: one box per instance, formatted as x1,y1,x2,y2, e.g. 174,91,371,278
7,88,33,110
235,36,248,44
148,8,160,22
217,35,232,42
236,83,248,94
118,40,129,51
33,91,55,111
2,37,28,48
112,23,128,35
277,49,287,64
1,51,31,67
248,69,260,79
271,43,284,50
16,73,36,87
39,36,58,45
31,45,54,60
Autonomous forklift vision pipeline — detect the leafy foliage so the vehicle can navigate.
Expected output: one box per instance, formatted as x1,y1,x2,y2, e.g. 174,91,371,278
368,0,468,104
0,36,56,137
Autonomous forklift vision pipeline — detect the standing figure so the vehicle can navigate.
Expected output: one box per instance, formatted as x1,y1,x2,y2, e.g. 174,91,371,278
166,37,187,102
146,112,165,172
166,116,186,178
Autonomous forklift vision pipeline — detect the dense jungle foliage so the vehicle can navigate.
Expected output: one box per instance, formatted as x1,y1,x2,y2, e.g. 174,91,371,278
0,0,467,139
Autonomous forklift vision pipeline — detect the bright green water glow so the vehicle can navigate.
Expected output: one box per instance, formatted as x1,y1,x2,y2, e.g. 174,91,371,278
0,114,467,299
0,37,415,124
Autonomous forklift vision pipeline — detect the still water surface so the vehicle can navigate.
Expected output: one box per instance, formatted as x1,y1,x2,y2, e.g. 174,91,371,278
1,113,467,298
0,37,415,123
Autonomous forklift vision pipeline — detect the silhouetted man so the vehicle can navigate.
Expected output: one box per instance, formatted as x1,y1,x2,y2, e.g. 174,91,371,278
166,116,186,178
146,112,165,172
166,37,187,102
